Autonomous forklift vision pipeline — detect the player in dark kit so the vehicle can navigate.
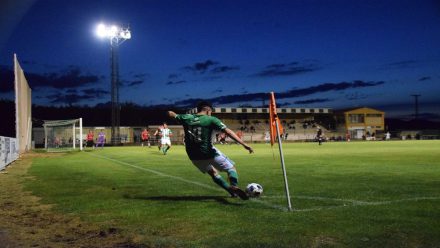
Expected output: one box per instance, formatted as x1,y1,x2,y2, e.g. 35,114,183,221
316,128,323,145
168,101,253,200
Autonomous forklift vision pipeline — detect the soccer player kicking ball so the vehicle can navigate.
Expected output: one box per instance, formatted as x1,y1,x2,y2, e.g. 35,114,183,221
168,101,253,200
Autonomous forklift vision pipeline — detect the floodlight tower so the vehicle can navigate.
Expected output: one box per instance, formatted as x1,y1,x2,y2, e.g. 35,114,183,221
96,23,131,145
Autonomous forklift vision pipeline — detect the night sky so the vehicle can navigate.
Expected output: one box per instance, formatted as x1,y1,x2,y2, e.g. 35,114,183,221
1,0,439,120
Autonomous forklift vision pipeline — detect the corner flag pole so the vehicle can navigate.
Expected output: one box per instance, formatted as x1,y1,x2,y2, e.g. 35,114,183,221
269,92,292,211
275,118,292,211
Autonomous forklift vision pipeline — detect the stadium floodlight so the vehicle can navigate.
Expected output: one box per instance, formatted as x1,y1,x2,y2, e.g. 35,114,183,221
95,22,131,145
96,24,107,38
95,23,131,41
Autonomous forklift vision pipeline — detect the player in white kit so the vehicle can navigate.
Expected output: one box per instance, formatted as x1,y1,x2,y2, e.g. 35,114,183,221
160,122,172,155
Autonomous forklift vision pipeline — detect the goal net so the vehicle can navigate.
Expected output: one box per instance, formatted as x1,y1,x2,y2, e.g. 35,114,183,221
43,118,83,151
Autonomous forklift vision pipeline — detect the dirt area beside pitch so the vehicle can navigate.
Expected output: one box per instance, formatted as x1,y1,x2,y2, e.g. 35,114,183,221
0,152,145,248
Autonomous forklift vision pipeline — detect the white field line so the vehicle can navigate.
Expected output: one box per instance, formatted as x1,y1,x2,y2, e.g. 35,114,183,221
88,153,220,191
263,195,440,212
87,153,287,211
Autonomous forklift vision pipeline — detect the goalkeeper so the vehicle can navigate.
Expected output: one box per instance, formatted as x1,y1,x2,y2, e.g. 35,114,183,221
168,101,253,200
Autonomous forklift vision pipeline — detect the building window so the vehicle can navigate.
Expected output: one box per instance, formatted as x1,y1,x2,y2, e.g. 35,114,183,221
310,109,315,113
292,109,296,113
221,108,226,113
262,109,268,113
319,109,324,113
348,114,365,123
301,109,306,113
242,108,247,113
252,108,257,113
282,109,287,113
231,108,237,113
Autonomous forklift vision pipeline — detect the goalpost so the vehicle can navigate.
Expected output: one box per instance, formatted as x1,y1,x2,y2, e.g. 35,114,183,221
43,118,83,151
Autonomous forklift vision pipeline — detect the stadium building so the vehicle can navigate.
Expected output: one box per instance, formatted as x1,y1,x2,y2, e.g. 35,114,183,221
335,107,385,140
31,106,386,148
188,106,336,142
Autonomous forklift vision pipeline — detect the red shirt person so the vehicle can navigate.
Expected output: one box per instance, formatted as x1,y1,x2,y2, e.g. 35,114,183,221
141,128,151,147
86,130,94,148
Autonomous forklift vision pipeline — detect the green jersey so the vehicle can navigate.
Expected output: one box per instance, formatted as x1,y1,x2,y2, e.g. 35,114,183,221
175,114,227,160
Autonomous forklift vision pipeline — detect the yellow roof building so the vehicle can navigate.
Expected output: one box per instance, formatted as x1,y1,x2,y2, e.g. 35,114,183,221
344,107,385,139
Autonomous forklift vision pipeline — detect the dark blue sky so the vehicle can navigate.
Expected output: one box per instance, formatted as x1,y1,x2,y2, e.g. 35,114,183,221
1,0,439,119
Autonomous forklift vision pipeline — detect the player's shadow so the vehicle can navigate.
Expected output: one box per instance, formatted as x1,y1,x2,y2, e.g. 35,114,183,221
124,194,240,205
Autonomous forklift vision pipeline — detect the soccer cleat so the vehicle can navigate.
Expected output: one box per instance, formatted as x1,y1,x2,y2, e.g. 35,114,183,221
227,189,237,198
228,186,249,200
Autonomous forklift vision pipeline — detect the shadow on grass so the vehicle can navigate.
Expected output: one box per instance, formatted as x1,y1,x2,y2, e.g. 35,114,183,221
124,194,241,205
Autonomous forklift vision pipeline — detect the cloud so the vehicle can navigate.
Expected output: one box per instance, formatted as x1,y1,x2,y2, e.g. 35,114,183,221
0,65,99,92
46,93,94,105
166,80,187,85
18,66,100,89
276,102,293,107
81,88,109,97
381,60,419,70
253,61,320,77
345,92,369,100
293,98,333,104
44,87,109,105
120,72,149,87
418,76,431,81
132,73,149,79
174,80,384,106
211,66,240,74
168,73,181,79
66,89,77,94
124,80,144,87
183,60,219,73
275,80,384,100
178,60,239,81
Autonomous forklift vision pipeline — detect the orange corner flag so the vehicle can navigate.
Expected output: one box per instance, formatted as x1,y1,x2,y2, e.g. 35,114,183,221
269,92,283,146
269,91,292,211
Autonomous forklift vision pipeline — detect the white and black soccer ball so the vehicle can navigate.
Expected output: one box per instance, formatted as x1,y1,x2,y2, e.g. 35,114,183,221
246,183,263,197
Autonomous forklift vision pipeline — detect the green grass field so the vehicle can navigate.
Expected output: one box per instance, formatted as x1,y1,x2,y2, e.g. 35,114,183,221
26,141,440,247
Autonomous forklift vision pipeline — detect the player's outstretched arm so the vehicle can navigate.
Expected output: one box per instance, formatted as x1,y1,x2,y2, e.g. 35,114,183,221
224,128,254,154
168,111,177,118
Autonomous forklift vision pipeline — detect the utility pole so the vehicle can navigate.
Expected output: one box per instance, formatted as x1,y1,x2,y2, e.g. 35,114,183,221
410,94,421,120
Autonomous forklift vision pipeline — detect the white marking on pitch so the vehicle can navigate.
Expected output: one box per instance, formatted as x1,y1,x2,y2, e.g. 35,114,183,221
263,195,440,212
87,153,286,211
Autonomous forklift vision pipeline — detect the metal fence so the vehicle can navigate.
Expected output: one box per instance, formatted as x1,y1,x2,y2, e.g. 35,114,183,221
0,136,19,170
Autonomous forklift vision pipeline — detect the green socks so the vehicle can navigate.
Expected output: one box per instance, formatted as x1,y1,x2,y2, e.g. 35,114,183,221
162,146,170,154
227,169,239,186
212,174,230,191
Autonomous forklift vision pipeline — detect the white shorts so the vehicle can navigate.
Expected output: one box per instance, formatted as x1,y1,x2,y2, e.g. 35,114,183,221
191,149,235,173
161,138,171,145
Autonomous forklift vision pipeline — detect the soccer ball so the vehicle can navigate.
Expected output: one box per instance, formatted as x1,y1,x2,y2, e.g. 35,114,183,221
246,183,263,197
